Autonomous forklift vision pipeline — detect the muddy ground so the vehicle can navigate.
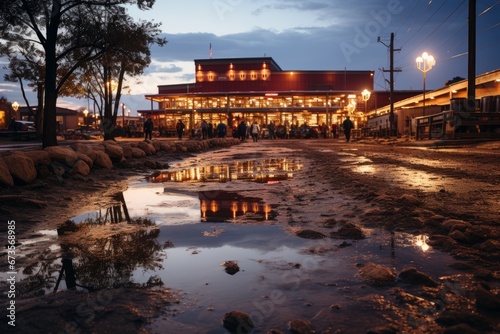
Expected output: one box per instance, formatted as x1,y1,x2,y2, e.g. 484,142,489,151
1,138,500,333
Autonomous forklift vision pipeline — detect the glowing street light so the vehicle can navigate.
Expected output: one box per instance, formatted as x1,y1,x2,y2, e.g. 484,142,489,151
12,101,19,112
416,52,436,116
361,89,371,113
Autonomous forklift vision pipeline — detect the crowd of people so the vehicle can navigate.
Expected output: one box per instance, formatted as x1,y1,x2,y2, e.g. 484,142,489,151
142,118,356,142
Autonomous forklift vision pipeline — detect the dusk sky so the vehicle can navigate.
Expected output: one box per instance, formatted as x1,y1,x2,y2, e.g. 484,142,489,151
1,0,499,115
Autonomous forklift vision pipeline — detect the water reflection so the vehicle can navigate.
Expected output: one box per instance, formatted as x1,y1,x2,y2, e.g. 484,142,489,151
148,158,302,183
199,190,275,222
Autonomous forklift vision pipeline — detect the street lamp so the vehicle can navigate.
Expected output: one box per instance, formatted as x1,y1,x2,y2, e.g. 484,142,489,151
83,109,89,127
361,89,371,113
121,103,126,127
12,101,19,113
416,52,436,116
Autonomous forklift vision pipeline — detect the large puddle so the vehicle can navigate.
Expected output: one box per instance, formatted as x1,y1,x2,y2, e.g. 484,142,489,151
2,157,464,333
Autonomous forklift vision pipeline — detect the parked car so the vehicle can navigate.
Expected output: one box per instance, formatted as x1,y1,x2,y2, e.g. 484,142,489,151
63,126,103,140
4,120,37,140
289,125,319,139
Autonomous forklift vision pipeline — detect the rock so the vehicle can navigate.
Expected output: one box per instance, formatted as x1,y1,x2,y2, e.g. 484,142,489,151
71,159,91,176
44,146,79,166
442,219,472,233
93,150,113,169
267,329,286,334
475,284,500,311
2,152,37,185
449,230,470,243
288,319,314,334
398,267,438,287
0,157,14,186
103,141,124,162
427,235,457,251
131,147,147,158
332,222,365,240
358,262,396,286
143,159,158,169
366,325,398,334
399,194,421,205
477,239,500,253
295,229,327,239
76,152,93,168
160,142,172,152
222,310,253,334
25,150,52,167
137,141,154,155
119,143,133,159
71,142,97,161
150,139,161,152
220,261,240,275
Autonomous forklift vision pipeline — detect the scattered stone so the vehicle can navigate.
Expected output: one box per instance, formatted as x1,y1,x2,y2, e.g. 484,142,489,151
358,262,396,286
477,239,500,253
441,219,472,233
366,325,398,334
222,310,253,334
449,230,470,243
2,152,37,185
71,142,97,161
103,141,124,162
398,267,438,287
442,323,480,334
295,229,327,239
288,319,314,334
331,222,365,240
220,261,240,275
75,152,93,168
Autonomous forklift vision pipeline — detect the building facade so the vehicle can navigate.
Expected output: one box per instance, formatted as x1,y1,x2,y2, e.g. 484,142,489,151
140,57,377,136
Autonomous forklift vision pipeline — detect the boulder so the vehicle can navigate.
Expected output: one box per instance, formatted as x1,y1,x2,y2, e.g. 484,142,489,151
25,150,52,167
76,152,93,168
103,141,124,162
71,159,91,176
159,142,172,152
119,143,134,159
2,152,37,185
222,310,253,334
332,222,365,240
137,141,154,155
358,262,396,286
475,284,500,311
93,150,113,169
398,267,438,287
70,142,97,161
0,157,14,186
44,146,79,166
288,319,315,334
131,147,147,158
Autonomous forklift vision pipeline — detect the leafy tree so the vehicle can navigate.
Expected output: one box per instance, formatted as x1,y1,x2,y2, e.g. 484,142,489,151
0,0,157,148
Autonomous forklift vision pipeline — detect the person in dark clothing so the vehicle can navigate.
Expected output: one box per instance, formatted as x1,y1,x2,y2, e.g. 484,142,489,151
201,120,208,139
217,121,226,138
237,121,247,141
144,118,153,140
176,120,185,140
343,116,354,142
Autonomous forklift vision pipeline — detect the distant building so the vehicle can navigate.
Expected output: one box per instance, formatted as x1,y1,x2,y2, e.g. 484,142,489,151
18,106,81,132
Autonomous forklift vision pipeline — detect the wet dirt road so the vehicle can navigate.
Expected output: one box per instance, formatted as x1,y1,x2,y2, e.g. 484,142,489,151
1,138,500,333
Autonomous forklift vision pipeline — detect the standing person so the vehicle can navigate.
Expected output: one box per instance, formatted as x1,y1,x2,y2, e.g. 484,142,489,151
331,123,338,139
144,118,153,140
237,121,247,141
268,121,275,140
251,121,260,142
343,116,354,142
207,122,213,138
201,120,208,139
321,122,327,138
217,121,226,138
176,119,185,140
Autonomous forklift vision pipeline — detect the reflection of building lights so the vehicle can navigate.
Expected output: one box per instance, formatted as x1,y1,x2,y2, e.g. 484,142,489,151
263,204,271,220
242,203,248,214
231,202,238,218
415,235,430,252
201,200,207,218
252,203,259,213
210,200,218,213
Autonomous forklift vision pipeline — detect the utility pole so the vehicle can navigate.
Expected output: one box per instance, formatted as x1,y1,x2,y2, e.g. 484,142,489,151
378,33,401,136
467,0,476,112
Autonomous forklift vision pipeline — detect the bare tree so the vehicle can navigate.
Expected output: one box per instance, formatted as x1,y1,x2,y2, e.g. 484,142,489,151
0,0,157,147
